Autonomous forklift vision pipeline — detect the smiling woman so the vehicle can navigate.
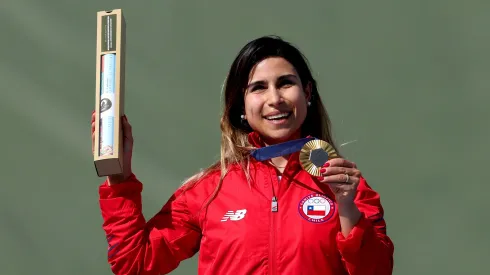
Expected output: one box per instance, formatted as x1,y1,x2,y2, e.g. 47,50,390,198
92,35,394,275
244,57,310,144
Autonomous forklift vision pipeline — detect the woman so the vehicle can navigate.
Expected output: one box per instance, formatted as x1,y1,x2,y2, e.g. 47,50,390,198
91,35,394,275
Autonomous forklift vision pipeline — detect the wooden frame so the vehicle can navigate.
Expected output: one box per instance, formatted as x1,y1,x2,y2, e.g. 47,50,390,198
93,9,126,177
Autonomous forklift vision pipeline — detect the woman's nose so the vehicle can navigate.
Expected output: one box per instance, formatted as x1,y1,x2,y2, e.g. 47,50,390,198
267,88,283,106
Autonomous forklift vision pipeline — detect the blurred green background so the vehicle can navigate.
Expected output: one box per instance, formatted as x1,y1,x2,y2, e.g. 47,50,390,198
0,0,488,274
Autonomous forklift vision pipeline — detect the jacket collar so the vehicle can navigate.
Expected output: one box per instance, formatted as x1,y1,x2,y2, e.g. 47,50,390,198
247,131,265,148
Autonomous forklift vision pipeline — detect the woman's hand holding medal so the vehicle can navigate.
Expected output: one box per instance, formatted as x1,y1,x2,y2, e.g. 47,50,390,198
316,158,362,205
316,158,363,237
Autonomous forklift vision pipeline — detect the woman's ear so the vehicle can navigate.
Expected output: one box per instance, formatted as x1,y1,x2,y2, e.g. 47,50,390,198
305,82,312,102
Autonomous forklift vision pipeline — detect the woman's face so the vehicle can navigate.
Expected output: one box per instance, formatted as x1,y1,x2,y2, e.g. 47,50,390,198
243,57,310,145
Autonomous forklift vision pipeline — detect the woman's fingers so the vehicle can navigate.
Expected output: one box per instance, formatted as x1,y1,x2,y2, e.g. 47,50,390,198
120,115,133,153
326,158,357,168
317,159,362,185
320,166,361,176
322,174,359,185
121,115,132,140
91,112,133,156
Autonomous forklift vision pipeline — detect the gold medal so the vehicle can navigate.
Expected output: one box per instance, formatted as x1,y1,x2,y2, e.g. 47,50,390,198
299,139,339,176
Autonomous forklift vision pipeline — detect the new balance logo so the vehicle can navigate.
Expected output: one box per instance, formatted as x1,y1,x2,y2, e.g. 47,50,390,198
220,209,247,222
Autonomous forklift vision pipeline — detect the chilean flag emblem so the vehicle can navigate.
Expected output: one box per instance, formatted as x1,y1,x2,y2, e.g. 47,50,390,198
298,193,335,223
307,205,326,216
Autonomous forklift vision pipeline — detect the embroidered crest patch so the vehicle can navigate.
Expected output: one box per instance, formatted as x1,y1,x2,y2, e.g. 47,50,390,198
298,193,335,223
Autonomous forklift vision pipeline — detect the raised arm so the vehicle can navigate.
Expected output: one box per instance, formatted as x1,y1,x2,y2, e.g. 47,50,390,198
99,174,201,275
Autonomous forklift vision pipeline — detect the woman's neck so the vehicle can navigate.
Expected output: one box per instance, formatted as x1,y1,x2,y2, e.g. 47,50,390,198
269,156,288,174
260,131,302,173
262,131,302,146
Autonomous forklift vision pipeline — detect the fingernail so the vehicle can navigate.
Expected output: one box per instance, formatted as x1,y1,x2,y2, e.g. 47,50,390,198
320,168,326,173
317,176,324,181
323,162,330,167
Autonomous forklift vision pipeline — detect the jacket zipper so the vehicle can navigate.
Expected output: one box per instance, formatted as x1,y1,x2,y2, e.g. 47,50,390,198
270,196,277,275
271,196,278,212
269,167,280,275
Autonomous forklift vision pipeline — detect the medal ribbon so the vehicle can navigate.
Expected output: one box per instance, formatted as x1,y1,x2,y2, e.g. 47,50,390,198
250,137,316,161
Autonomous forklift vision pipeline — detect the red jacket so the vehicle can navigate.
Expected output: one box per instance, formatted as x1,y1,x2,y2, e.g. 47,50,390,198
99,133,394,274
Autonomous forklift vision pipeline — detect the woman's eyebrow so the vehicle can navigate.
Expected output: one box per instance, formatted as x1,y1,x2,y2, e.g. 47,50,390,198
277,74,298,81
247,80,266,90
247,74,298,89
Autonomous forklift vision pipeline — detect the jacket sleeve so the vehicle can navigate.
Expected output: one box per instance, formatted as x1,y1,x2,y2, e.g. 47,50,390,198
98,173,202,275
336,177,394,275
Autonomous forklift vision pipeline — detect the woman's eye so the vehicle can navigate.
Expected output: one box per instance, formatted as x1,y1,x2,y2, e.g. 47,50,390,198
279,80,294,88
251,85,265,92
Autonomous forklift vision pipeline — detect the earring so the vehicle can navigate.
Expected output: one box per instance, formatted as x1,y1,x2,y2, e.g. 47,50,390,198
240,114,246,120
307,101,311,106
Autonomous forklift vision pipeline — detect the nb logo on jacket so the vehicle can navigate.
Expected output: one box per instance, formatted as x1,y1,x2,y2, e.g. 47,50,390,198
220,209,247,222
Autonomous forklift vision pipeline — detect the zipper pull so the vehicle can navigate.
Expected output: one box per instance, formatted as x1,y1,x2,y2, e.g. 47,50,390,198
271,196,278,212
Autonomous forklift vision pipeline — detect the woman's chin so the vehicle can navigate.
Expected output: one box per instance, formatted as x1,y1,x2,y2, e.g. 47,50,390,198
260,130,301,145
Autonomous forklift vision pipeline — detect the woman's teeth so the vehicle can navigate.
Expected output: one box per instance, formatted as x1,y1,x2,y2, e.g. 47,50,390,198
265,113,291,120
